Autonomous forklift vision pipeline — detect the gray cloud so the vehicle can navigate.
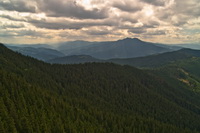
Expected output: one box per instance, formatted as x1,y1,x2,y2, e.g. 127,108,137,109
0,0,199,44
143,21,160,28
141,0,166,6
31,21,83,30
0,0,37,13
0,31,16,37
25,18,84,30
145,30,166,35
0,14,25,22
156,0,200,27
16,30,44,37
36,0,109,19
1,23,25,29
30,18,118,30
174,0,200,17
113,1,142,12
0,29,41,38
84,30,110,36
122,17,138,23
0,13,118,30
128,27,147,34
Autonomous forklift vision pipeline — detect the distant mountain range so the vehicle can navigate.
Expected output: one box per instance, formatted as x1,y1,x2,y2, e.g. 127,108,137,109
7,46,65,61
175,43,200,50
57,38,172,59
46,48,200,67
5,38,176,61
5,38,200,63
7,43,55,49
57,40,94,52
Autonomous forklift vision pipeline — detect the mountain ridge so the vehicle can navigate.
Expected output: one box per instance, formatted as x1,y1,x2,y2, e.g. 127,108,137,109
109,48,200,67
5,38,179,61
6,45,65,61
47,55,102,64
58,37,171,59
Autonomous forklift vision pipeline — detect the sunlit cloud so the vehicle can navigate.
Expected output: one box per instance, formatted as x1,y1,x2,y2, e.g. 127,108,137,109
0,0,199,44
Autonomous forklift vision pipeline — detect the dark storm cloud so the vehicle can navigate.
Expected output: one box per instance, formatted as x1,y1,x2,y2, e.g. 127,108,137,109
36,0,109,19
113,1,142,12
0,0,37,13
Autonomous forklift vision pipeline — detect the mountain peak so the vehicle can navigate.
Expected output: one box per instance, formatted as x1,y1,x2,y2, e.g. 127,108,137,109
119,37,142,42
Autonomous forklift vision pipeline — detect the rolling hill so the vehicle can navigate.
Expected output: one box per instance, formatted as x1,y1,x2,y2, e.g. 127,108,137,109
57,40,94,52
47,48,200,66
109,48,200,68
47,55,102,64
1,43,200,132
7,46,65,61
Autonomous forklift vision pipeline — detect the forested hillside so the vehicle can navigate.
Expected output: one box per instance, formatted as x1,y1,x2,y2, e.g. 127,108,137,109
1,43,200,132
109,48,200,68
152,57,200,93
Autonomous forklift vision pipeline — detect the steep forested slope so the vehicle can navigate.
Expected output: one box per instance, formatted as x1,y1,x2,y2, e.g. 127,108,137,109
152,57,200,93
0,43,200,132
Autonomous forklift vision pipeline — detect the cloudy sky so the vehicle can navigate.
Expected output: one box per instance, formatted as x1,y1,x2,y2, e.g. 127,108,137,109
0,0,200,44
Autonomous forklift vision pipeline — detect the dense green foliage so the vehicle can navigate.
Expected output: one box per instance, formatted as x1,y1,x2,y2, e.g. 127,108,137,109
1,43,200,132
152,57,200,93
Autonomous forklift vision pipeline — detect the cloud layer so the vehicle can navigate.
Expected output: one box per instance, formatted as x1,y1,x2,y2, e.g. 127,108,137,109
0,0,199,44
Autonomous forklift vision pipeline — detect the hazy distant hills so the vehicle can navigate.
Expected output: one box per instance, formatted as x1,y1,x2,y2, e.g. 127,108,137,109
109,48,200,68
58,38,171,59
57,40,94,52
7,43,55,49
175,43,200,50
6,38,175,61
6,38,199,63
47,48,200,66
7,46,65,61
47,55,102,64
